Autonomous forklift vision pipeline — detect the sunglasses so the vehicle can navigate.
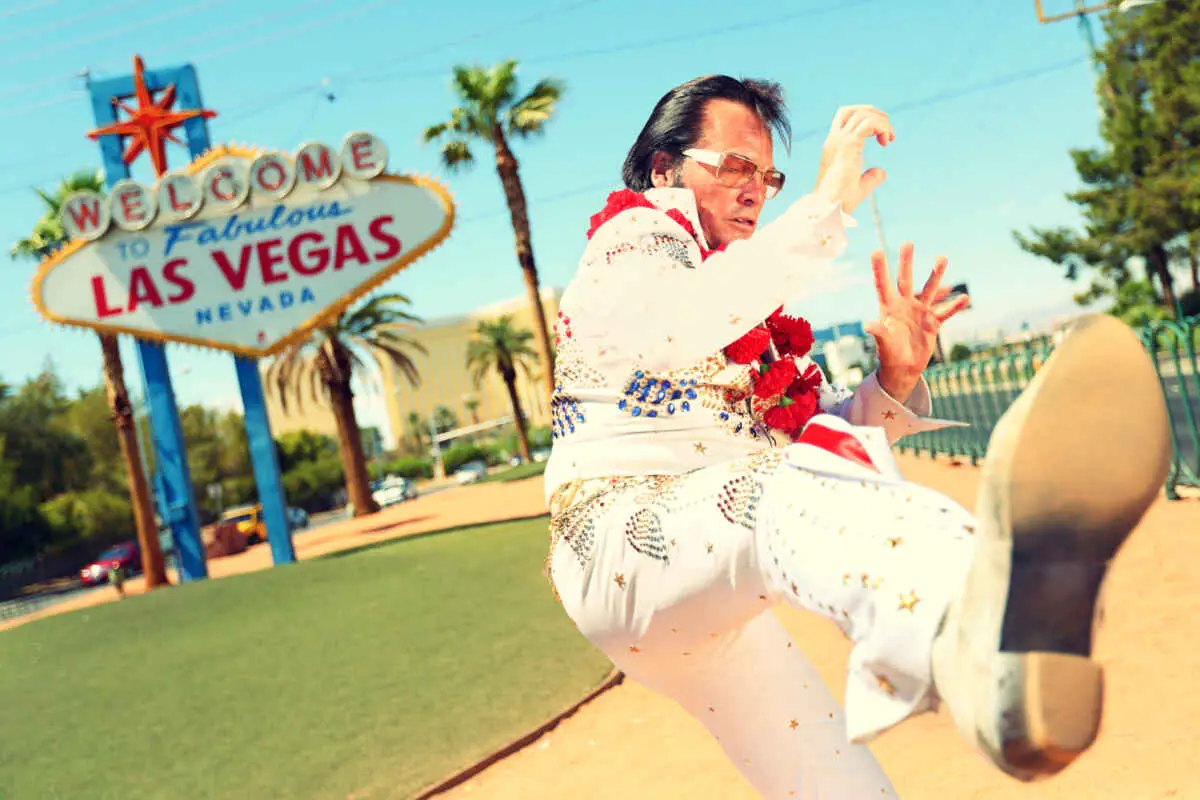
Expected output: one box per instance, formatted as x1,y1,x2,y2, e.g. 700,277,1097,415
682,148,786,200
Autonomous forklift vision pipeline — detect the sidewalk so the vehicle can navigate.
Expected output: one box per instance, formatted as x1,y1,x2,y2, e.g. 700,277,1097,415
433,454,1200,800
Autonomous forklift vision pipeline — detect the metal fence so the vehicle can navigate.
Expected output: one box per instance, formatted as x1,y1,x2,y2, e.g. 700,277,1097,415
896,316,1200,500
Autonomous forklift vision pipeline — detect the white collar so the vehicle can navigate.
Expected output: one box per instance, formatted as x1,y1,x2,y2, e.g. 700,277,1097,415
643,187,712,251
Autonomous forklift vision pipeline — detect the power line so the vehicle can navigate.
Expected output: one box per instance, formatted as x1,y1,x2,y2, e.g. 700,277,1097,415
0,0,154,46
188,0,409,63
0,0,382,102
0,46,1092,198
0,0,63,19
0,0,239,69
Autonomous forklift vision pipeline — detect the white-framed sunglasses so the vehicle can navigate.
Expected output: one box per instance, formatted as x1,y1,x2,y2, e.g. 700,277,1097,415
682,148,786,200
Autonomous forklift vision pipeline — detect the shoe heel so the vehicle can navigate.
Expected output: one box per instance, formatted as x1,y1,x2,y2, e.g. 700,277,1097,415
1003,652,1104,777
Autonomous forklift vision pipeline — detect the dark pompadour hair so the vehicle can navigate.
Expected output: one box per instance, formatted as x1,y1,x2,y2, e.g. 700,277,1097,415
621,75,791,192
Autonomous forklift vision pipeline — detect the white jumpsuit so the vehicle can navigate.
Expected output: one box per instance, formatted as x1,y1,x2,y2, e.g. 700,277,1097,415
544,188,976,799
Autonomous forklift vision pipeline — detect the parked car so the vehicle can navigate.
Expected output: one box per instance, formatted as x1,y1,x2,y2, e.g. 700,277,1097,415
79,541,140,587
454,460,488,485
372,476,417,507
220,504,266,544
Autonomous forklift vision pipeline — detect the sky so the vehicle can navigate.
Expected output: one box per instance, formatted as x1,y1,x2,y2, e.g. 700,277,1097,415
0,0,1114,441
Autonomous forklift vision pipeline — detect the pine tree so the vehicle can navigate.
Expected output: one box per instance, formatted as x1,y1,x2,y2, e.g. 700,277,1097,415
1014,0,1200,317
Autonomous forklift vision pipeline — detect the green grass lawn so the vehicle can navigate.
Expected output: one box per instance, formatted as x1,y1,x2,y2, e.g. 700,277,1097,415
0,516,610,800
480,461,547,484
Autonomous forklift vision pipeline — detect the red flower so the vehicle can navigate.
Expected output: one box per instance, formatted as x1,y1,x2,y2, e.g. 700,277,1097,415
783,389,820,429
790,362,824,396
724,327,771,364
762,405,797,432
752,358,797,400
767,308,815,358
586,189,656,239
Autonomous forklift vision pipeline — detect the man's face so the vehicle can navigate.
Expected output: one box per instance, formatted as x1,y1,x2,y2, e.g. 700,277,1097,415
654,98,776,251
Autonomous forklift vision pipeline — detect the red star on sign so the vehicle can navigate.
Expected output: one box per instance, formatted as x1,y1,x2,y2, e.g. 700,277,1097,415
86,55,217,177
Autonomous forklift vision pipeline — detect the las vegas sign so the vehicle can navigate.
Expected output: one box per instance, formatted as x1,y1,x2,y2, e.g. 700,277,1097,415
32,132,455,358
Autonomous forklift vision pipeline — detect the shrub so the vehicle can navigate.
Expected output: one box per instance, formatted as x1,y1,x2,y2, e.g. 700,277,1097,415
39,490,134,551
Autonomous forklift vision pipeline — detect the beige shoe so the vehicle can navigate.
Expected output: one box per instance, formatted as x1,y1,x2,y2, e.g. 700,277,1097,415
932,314,1170,781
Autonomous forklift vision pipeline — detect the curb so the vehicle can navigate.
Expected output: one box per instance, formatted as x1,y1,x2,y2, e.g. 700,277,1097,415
413,669,626,799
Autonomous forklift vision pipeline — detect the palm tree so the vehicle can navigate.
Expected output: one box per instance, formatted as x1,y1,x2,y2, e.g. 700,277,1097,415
10,171,169,590
423,59,563,406
266,293,425,517
463,395,481,425
466,316,536,463
405,410,425,454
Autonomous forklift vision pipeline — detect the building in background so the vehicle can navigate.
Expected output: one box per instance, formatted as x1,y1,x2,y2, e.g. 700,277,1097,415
812,321,877,388
265,288,563,452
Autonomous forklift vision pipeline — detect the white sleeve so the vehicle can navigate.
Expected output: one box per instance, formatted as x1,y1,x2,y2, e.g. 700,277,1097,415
568,193,852,374
820,370,969,445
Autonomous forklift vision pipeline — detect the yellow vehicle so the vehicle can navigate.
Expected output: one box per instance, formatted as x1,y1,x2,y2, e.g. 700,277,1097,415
220,504,266,544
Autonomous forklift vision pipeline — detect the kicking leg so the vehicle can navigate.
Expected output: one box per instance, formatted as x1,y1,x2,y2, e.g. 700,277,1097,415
614,609,899,800
932,313,1170,780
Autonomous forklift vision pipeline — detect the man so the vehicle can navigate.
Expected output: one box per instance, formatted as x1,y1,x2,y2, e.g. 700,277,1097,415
109,562,126,599
543,75,1169,798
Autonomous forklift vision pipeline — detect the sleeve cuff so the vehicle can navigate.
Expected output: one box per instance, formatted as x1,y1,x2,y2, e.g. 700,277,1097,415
848,371,968,445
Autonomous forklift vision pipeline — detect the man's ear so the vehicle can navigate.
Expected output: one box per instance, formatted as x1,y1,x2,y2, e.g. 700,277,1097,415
650,151,675,189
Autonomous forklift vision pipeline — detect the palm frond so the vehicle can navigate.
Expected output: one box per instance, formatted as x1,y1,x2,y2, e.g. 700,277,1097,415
505,78,564,139
439,139,475,172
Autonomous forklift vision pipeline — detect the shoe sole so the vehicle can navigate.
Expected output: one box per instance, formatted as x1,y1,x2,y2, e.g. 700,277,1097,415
973,314,1170,779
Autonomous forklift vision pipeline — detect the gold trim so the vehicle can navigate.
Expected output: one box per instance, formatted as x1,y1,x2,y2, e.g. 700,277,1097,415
29,144,456,359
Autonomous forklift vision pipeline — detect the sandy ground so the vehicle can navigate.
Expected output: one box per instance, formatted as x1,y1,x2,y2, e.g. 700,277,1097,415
432,455,1200,800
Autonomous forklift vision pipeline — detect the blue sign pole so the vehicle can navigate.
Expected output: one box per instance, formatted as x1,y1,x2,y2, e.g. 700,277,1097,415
87,66,208,581
235,357,295,564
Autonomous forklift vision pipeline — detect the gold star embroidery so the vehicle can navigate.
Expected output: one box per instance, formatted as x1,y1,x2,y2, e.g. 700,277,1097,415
693,441,708,455
614,573,626,589
843,572,852,585
729,315,741,325
789,719,799,730
873,577,885,589
886,537,903,548
882,409,897,421
666,335,674,343
670,539,677,547
876,675,897,696
861,573,871,588
898,590,921,612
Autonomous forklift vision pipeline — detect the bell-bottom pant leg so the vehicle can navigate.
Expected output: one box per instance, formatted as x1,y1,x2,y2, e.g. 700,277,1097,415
548,419,978,799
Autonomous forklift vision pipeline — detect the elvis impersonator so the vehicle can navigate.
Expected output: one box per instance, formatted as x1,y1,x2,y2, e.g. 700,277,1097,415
542,75,1170,798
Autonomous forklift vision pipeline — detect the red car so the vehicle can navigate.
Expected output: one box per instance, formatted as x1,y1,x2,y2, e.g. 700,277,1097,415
79,541,141,587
